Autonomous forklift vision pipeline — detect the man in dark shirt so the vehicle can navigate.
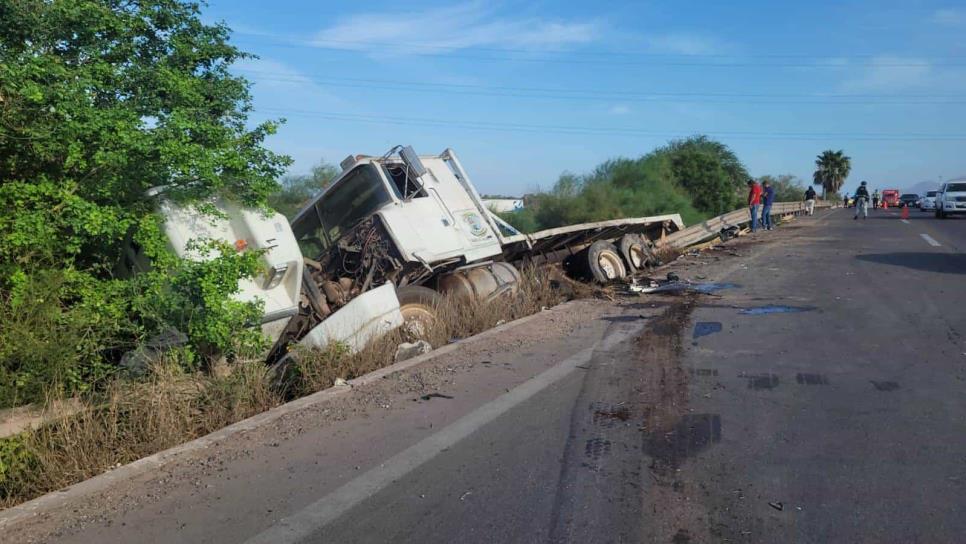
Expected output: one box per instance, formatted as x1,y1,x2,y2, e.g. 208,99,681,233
804,186,817,216
761,180,776,230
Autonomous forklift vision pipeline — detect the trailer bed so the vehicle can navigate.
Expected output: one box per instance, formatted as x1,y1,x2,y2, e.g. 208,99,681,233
498,213,684,262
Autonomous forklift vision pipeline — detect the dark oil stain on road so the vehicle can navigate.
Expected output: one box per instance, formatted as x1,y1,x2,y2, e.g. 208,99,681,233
796,373,830,385
672,528,693,543
643,413,722,470
741,372,780,390
738,305,815,315
689,368,719,377
871,380,900,391
693,321,723,339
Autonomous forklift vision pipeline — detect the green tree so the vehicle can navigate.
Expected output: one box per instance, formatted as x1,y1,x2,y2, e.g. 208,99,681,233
0,0,290,405
652,135,749,215
268,160,339,218
813,150,851,198
759,174,807,202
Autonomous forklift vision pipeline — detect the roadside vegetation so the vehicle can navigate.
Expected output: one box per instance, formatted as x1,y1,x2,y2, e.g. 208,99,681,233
0,268,569,507
499,136,750,233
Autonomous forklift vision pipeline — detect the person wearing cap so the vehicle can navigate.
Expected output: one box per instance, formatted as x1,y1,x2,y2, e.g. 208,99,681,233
747,178,762,232
854,181,870,220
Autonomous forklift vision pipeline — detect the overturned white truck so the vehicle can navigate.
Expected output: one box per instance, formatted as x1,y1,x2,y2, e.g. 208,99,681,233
155,146,683,364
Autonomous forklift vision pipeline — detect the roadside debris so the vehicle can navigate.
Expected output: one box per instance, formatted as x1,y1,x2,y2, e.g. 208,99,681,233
395,340,433,362
627,277,738,295
769,501,784,511
419,393,454,401
333,377,350,387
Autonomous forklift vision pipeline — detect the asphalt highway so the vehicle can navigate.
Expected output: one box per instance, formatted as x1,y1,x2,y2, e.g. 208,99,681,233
9,207,965,543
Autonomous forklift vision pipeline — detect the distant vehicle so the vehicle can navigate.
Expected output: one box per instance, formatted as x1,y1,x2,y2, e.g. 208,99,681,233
881,189,900,208
899,193,920,207
920,190,938,211
935,181,966,219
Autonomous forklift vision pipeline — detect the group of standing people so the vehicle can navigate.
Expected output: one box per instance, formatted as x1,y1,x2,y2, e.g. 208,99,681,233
746,179,819,231
746,179,776,233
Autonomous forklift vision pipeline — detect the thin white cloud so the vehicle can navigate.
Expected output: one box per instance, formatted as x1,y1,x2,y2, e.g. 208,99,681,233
646,33,724,55
609,104,631,115
312,2,599,55
932,8,966,26
839,55,933,91
232,57,348,108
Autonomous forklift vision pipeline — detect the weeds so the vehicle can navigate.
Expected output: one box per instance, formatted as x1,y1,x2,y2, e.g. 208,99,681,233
0,266,570,508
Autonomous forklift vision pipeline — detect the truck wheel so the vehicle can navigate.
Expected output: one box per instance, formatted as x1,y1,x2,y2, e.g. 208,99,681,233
396,285,442,338
618,234,649,273
585,241,626,283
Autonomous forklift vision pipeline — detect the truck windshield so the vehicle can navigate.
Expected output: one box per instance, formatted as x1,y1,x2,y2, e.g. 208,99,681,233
947,183,966,192
293,164,393,258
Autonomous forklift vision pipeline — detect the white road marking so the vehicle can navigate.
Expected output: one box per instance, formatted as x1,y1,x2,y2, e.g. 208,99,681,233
244,327,638,544
900,219,910,224
920,233,941,247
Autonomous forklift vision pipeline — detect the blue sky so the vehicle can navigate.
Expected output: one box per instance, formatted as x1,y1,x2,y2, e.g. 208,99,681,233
204,0,966,196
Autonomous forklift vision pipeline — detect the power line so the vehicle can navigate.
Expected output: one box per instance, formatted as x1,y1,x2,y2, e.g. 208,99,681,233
236,69,966,105
231,35,965,68
255,108,966,141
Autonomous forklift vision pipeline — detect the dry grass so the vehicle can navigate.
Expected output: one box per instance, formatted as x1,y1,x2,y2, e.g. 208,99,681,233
0,265,572,508
287,265,568,395
0,362,281,508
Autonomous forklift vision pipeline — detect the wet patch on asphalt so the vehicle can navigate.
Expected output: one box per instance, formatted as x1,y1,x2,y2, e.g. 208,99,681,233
692,322,723,339
642,413,722,470
738,305,815,315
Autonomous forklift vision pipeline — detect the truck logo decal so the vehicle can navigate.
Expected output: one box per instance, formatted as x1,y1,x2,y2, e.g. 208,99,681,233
461,212,488,238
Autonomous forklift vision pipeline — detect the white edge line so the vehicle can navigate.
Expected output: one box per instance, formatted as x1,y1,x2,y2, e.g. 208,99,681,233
244,322,644,544
0,301,581,529
920,233,942,247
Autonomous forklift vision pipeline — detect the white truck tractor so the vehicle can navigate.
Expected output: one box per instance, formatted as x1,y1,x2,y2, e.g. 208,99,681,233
147,146,684,364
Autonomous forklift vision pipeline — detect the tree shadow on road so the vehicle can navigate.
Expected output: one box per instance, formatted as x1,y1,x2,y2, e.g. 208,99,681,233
856,252,966,274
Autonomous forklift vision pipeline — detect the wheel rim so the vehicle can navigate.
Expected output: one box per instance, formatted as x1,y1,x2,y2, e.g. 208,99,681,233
597,251,624,279
628,245,646,268
400,304,436,337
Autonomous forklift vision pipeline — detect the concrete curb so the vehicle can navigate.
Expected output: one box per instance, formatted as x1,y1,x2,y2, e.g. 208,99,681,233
0,301,577,528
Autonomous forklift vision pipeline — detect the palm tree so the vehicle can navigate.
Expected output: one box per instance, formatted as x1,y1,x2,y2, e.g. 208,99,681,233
813,150,851,198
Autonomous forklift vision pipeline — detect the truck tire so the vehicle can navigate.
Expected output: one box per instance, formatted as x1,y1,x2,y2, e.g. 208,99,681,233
396,285,443,338
585,240,626,283
618,234,649,273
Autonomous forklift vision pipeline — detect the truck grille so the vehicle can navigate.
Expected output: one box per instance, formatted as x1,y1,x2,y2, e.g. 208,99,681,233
956,196,966,202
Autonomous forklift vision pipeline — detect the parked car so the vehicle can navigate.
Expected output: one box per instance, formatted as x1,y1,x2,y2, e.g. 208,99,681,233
935,181,966,218
899,193,920,207
881,189,900,208
920,190,938,211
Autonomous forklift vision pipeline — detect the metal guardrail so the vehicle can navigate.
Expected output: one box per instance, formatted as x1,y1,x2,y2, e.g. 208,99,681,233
657,200,833,250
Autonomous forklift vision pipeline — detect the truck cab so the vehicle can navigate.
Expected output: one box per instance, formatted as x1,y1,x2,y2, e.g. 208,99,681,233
291,147,504,267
